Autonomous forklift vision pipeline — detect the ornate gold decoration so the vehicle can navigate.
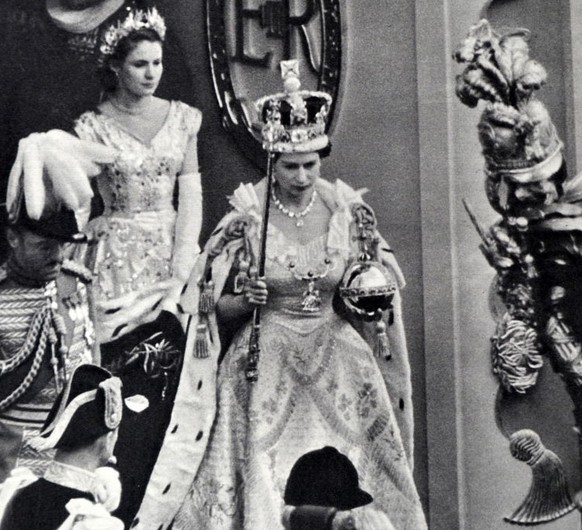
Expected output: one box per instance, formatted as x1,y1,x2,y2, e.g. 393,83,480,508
506,430,574,524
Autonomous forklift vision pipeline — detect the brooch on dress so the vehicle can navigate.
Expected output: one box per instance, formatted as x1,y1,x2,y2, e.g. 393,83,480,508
288,258,332,313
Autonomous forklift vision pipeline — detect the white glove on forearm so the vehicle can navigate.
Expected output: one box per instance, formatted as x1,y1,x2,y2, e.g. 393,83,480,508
172,172,202,283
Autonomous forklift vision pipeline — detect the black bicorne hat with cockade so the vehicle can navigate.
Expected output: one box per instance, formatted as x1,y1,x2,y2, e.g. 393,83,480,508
30,364,147,451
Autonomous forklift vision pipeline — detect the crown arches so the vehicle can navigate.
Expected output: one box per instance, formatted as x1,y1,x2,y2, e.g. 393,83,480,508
206,0,342,169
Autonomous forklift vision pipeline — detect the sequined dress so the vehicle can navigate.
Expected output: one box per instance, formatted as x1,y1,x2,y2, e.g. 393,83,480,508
173,226,427,529
74,100,201,302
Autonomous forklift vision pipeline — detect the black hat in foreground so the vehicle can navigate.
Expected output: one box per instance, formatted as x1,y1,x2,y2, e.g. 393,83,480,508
30,364,147,451
284,446,373,510
1,200,85,243
15,206,85,243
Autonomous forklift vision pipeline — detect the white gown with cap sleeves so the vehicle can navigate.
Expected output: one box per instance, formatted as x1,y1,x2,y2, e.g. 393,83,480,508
74,100,201,303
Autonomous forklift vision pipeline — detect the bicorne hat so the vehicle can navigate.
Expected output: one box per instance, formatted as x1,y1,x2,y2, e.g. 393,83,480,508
284,446,373,510
31,364,128,450
255,60,332,153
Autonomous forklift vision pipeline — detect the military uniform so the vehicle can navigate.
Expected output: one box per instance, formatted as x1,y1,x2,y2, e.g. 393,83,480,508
0,260,96,481
1,473,93,530
0,364,126,530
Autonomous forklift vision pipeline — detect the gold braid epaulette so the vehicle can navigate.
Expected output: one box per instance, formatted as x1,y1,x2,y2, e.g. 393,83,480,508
61,259,93,283
0,309,50,411
0,287,53,411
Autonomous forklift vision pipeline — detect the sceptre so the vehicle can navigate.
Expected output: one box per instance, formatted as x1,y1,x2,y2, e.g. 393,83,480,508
245,151,274,381
245,59,333,381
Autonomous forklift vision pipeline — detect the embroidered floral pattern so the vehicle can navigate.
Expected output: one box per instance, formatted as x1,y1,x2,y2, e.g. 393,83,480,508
90,218,172,300
357,383,378,418
173,183,425,530
338,393,353,422
74,102,200,301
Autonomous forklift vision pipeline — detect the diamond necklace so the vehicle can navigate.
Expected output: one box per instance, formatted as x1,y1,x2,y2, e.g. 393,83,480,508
271,187,317,227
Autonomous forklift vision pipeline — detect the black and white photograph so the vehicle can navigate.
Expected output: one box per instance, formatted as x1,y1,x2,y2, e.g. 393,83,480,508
0,1,580,529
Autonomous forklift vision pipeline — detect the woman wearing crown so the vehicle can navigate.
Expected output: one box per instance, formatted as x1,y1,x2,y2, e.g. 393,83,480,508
73,7,202,337
133,61,426,530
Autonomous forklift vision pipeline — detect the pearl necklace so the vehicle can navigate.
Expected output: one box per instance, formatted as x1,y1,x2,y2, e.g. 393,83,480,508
109,97,152,117
271,188,317,227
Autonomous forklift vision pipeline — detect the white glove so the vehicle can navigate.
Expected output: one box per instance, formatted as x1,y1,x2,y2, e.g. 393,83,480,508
58,499,124,530
336,506,396,530
171,172,202,283
93,467,122,513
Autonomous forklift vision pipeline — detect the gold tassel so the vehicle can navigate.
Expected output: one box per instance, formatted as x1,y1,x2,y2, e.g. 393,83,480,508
234,272,247,295
194,322,209,359
234,257,250,294
505,429,574,524
199,280,215,315
374,320,390,360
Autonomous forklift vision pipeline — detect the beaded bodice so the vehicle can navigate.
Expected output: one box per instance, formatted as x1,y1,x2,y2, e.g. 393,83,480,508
75,100,201,215
98,154,177,215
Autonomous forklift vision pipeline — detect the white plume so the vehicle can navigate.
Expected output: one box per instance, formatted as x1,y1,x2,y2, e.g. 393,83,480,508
6,130,115,221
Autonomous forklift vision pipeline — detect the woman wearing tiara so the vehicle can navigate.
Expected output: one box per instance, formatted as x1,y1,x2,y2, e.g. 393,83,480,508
135,62,426,530
72,7,202,525
74,7,202,336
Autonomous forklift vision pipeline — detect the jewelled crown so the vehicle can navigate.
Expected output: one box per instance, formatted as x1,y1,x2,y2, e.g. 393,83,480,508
100,7,166,59
255,60,333,153
454,20,563,184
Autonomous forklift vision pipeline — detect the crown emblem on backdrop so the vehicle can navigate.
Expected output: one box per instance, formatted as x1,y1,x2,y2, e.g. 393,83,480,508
255,60,333,153
100,7,166,59
454,19,563,185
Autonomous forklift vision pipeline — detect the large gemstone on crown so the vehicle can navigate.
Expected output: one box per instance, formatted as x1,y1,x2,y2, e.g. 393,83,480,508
339,260,397,320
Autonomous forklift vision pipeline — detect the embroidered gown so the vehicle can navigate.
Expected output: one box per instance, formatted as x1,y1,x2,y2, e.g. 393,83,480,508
74,101,202,526
74,100,201,305
171,180,427,530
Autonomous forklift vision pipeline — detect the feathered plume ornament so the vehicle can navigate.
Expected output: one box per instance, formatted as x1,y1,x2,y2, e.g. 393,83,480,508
453,19,561,186
453,19,546,108
6,130,115,224
505,429,575,524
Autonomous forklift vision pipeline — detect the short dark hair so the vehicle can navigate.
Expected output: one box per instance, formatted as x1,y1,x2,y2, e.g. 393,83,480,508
99,27,163,92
